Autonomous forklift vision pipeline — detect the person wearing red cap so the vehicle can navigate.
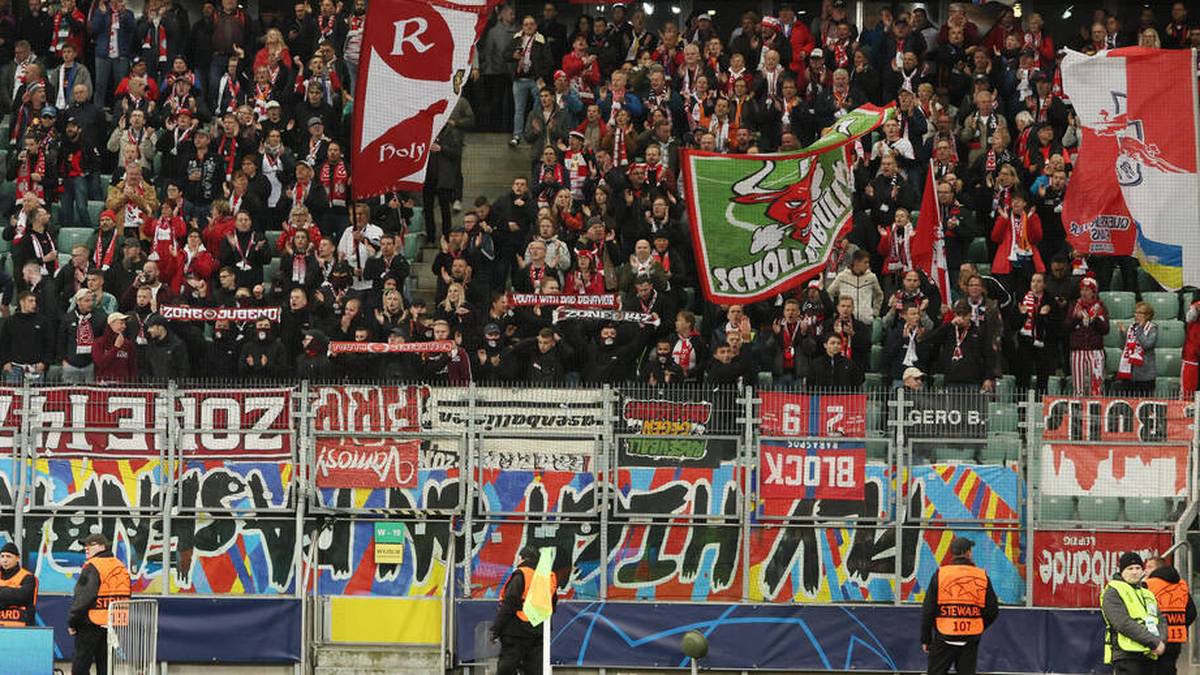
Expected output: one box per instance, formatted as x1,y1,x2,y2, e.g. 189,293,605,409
1067,276,1109,395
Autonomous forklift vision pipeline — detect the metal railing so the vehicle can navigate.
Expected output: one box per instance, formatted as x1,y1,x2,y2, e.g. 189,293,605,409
0,381,1191,611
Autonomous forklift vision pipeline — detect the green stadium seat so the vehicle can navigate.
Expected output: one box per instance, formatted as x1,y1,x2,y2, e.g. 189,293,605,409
0,149,7,170
87,201,105,226
931,373,945,389
57,252,71,269
756,371,774,390
263,258,282,290
1040,495,1075,521
995,374,1016,398
866,402,885,435
934,446,977,463
0,181,13,203
982,433,1019,464
1158,348,1182,380
967,237,989,263
410,206,425,238
863,372,883,391
57,227,94,253
869,344,883,372
1155,377,1181,398
683,287,696,309
1101,291,1136,320
1103,324,1126,348
1105,347,1121,377
0,239,11,256
46,364,62,383
403,231,425,262
1047,375,1067,395
1157,320,1185,348
1078,496,1121,521
988,403,1019,433
1124,497,1169,523
871,318,884,344
867,439,889,461
265,231,284,254
1144,292,1181,320
975,263,991,277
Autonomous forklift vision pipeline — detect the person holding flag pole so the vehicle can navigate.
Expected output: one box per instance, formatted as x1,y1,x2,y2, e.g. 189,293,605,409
491,546,558,675
912,160,955,315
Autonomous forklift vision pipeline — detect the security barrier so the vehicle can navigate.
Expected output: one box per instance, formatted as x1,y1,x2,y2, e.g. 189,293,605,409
0,383,1192,665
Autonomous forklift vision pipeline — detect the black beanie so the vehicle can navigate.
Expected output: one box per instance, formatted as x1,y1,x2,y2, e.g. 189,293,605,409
1118,551,1144,572
0,542,18,557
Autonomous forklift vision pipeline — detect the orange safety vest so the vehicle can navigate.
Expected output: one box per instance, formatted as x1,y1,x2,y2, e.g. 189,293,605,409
0,568,36,626
935,564,988,637
85,556,131,627
509,566,558,624
1146,577,1190,643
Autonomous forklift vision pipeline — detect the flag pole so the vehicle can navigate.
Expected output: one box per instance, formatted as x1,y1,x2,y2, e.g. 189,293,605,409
543,612,551,674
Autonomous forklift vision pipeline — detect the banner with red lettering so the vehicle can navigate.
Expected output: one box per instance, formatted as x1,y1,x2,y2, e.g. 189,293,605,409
11,387,294,458
351,0,498,197
328,340,455,354
758,442,866,511
1040,397,1192,497
1033,530,1171,607
759,392,867,437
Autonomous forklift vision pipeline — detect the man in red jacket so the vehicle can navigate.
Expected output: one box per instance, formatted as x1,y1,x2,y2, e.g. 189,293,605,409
92,312,139,382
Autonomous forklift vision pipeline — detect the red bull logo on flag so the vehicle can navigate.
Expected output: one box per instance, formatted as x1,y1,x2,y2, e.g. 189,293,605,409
1060,47,1200,290
681,105,892,303
350,0,497,198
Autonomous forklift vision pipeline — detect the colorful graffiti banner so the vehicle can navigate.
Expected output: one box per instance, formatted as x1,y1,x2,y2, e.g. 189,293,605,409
1033,530,1172,607
1041,397,1192,497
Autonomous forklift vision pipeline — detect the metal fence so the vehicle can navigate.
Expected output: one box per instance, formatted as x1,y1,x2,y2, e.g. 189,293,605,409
0,382,1192,610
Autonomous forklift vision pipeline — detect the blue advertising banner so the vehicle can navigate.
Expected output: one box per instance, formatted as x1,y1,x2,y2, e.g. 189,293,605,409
34,595,301,663
456,600,1106,673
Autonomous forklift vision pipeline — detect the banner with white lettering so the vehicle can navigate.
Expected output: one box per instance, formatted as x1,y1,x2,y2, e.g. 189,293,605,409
159,305,282,322
508,293,617,308
905,391,988,439
10,387,294,458
427,387,603,470
759,392,868,438
351,0,498,197
758,441,866,510
1040,396,1192,497
1033,530,1170,607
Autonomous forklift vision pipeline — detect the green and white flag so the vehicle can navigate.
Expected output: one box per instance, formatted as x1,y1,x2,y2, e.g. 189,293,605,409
681,104,893,303
521,546,556,627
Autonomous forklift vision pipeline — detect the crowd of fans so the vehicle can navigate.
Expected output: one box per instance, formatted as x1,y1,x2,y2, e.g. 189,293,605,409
1,0,1199,395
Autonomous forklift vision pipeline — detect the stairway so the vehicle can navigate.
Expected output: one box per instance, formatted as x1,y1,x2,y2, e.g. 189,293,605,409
313,644,443,674
406,132,532,305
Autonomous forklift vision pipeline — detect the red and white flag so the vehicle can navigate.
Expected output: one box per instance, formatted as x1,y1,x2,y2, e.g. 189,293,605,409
1061,47,1200,290
911,161,953,308
351,0,497,198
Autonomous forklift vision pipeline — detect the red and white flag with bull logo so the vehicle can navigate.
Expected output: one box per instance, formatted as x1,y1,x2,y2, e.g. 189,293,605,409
351,0,497,199
1061,47,1200,290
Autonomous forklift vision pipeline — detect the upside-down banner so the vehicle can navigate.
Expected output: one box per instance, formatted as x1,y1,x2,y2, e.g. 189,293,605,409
681,104,893,303
351,0,498,198
1061,47,1200,289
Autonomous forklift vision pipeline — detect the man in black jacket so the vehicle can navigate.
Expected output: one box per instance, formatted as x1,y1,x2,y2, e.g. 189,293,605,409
59,288,105,383
490,177,537,288
922,300,996,391
511,328,573,383
809,332,865,389
0,542,36,626
0,291,52,384
1145,556,1197,675
68,534,131,675
491,546,558,675
921,537,999,675
239,318,289,378
142,314,191,380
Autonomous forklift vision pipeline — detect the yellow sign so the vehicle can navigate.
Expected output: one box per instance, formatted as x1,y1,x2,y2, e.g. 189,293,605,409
374,522,405,564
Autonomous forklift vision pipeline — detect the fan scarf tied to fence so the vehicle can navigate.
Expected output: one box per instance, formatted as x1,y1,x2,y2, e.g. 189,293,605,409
681,104,893,304
350,0,498,198
1060,47,1200,290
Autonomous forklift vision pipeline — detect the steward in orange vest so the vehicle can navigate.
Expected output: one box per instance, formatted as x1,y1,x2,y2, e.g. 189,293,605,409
921,537,999,675
490,546,560,675
68,533,131,675
1145,556,1196,675
0,542,37,626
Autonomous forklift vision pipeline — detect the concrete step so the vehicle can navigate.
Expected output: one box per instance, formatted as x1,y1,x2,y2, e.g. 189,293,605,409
314,644,442,672
462,132,533,203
